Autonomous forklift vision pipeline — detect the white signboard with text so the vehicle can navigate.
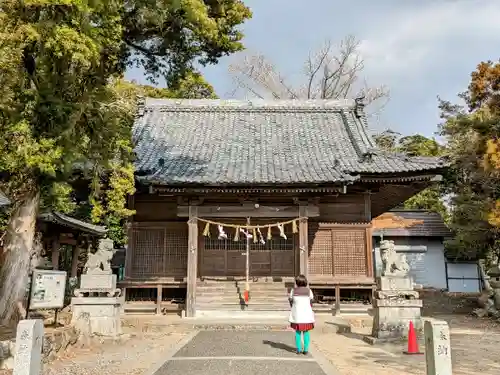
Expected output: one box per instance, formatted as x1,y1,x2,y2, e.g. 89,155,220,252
29,269,67,310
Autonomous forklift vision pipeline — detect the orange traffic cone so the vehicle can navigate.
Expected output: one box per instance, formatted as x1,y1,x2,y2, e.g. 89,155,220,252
404,321,423,355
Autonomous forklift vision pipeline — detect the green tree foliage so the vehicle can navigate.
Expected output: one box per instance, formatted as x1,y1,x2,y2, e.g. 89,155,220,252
373,130,447,219
373,130,400,151
438,60,500,260
0,0,251,322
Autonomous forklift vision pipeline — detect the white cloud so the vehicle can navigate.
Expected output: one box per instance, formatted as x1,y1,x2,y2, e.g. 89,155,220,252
359,0,500,79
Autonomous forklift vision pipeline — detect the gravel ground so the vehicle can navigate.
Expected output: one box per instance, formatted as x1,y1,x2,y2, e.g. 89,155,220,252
313,314,500,375
3,314,500,375
42,318,192,375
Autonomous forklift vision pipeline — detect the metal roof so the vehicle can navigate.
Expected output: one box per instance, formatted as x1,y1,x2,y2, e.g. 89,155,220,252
133,98,445,185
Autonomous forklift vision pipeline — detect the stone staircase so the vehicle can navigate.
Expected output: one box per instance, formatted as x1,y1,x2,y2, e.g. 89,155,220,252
194,280,291,319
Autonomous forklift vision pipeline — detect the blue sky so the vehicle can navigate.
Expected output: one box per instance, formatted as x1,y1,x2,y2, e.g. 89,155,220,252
126,0,500,138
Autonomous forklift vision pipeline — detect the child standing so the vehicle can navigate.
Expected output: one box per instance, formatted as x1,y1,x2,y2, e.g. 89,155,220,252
288,274,315,355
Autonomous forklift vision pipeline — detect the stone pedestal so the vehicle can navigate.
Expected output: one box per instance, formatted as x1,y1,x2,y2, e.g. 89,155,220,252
370,276,423,341
80,274,117,291
71,297,122,337
70,238,122,337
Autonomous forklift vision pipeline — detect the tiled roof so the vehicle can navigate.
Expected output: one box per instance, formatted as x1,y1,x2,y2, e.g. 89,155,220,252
38,212,107,236
0,190,10,207
372,210,451,238
133,99,446,185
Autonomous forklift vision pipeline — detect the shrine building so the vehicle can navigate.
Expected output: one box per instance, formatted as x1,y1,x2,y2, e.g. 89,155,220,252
121,98,446,318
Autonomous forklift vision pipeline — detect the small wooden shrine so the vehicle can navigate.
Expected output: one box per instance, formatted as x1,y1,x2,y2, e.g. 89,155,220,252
123,98,446,317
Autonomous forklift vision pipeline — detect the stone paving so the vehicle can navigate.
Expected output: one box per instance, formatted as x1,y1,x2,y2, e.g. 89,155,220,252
150,330,340,375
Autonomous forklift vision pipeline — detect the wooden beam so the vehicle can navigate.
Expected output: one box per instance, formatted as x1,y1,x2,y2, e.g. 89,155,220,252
177,205,319,218
186,205,199,318
299,205,308,278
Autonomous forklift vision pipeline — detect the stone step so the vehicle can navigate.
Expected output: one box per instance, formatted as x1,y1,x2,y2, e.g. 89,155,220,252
197,286,288,293
196,295,288,302
313,304,334,313
123,303,157,314
197,281,288,286
336,303,371,316
196,303,290,310
197,291,288,298
195,309,290,319
197,296,288,302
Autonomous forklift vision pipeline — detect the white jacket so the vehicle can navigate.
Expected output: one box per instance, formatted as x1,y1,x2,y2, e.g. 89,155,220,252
288,287,315,324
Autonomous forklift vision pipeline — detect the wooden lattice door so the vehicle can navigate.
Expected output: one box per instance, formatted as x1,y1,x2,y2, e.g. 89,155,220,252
308,223,372,279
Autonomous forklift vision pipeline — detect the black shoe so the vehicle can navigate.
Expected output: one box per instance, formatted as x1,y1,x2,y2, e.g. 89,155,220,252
303,351,308,355
296,351,302,355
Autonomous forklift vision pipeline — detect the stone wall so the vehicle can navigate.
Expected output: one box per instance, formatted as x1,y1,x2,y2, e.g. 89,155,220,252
0,326,79,370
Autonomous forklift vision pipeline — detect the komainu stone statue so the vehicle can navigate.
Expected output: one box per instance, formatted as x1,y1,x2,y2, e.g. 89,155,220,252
380,240,410,277
83,238,114,274
75,238,120,297
474,263,500,318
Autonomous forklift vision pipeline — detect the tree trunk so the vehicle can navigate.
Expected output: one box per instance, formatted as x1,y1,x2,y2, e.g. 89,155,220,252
0,189,40,325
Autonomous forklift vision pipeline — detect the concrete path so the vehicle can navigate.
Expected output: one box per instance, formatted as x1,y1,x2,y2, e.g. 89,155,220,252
146,330,341,375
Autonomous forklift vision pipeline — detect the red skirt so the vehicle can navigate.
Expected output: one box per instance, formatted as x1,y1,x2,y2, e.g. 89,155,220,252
290,323,314,331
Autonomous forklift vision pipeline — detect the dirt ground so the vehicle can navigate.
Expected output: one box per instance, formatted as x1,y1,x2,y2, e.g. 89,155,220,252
313,314,500,375
2,311,500,375
0,316,192,375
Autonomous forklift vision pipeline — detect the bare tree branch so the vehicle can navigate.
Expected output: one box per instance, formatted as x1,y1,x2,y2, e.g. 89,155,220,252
228,35,390,116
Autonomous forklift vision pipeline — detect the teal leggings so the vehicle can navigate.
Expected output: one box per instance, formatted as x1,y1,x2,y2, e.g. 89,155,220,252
295,330,310,352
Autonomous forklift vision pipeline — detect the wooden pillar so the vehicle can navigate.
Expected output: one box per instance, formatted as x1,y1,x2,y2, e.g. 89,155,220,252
299,205,309,278
124,195,135,279
51,237,60,270
364,190,372,221
70,245,81,278
186,205,199,318
335,284,341,315
124,223,133,279
366,226,374,278
156,285,163,315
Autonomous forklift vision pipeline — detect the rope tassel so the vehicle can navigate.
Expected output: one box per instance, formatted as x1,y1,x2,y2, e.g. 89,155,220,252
234,226,240,241
202,222,210,237
267,226,272,240
292,220,298,234
252,228,258,243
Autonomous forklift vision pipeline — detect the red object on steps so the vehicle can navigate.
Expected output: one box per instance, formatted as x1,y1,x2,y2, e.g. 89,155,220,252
404,321,423,355
244,290,249,302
